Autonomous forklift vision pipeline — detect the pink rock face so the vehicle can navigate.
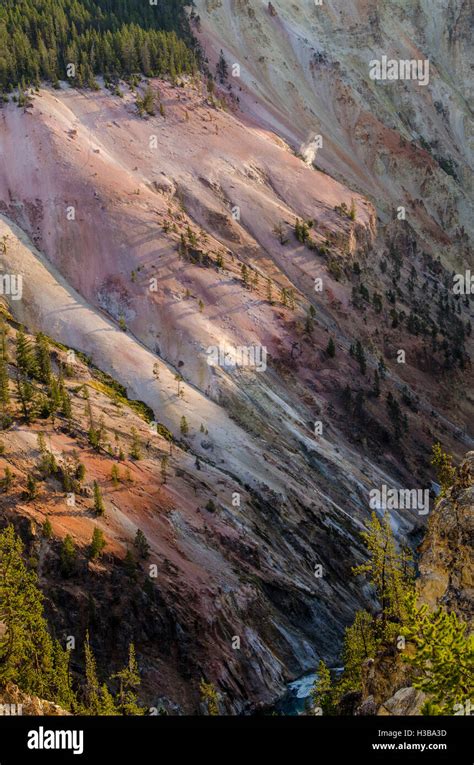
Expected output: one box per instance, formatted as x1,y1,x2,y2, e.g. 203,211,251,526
0,83,376,395
0,2,472,712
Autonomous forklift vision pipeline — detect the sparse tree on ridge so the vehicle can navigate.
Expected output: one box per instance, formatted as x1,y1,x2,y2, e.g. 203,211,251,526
93,481,105,515
133,529,150,559
89,527,106,560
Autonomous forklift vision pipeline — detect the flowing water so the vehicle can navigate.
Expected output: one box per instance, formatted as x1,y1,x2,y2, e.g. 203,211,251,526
274,668,344,715
274,672,318,715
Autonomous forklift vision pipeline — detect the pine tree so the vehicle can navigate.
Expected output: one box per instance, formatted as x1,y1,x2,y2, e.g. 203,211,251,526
266,278,274,305
178,234,188,259
327,337,336,357
138,84,156,116
37,433,57,477
84,631,101,714
386,392,404,440
89,527,106,560
175,373,184,397
0,325,8,359
37,432,47,455
431,443,456,496
87,401,105,451
401,593,473,715
354,340,366,375
305,311,314,334
352,512,413,630
59,379,73,425
0,525,70,701
337,610,377,696
47,374,62,425
311,660,335,715
216,50,228,83
180,415,189,436
42,518,53,538
294,219,310,244
99,683,117,715
207,76,215,96
0,337,10,408
112,644,143,715
129,428,141,460
2,466,13,492
111,464,120,486
133,529,150,559
273,221,287,245
15,370,36,422
60,535,76,577
50,639,76,711
24,473,38,501
124,549,137,580
35,333,52,384
93,481,105,515
16,326,36,377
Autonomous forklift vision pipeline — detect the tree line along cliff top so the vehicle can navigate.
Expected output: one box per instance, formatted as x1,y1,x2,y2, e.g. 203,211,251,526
0,0,198,91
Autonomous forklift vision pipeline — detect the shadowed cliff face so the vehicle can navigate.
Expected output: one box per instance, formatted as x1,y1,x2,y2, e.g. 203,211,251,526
0,2,472,714
0,313,374,713
358,453,473,716
417,451,474,622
